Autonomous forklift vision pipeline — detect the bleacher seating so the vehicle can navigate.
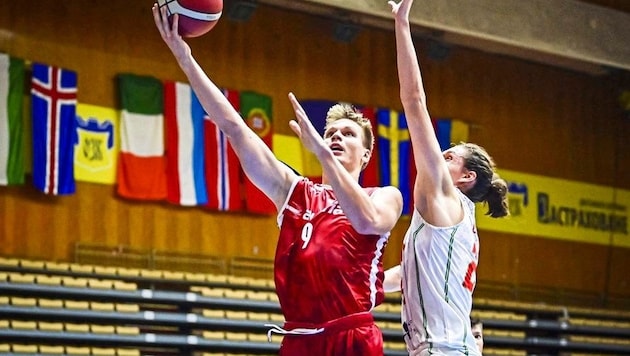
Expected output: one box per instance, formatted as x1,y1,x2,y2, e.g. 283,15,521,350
1,255,629,355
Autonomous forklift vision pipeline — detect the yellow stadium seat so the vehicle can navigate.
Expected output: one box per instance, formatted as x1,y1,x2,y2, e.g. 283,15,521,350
116,267,141,277
91,302,115,311
224,289,248,299
247,290,270,301
387,303,402,313
39,345,65,354
206,274,228,284
91,324,116,334
65,300,90,310
225,332,248,341
184,272,207,283
65,323,90,333
62,277,89,288
94,266,117,275
45,261,71,272
116,326,140,335
36,299,57,314
248,312,271,321
116,349,141,356
139,269,163,278
38,321,64,331
20,259,45,269
12,344,38,353
385,341,407,350
0,344,8,352
89,279,114,289
0,257,19,267
10,296,37,307
202,331,226,340
248,333,268,342
66,346,91,355
247,278,270,288
225,311,248,320
10,320,37,330
92,347,117,355
115,303,140,313
36,275,63,285
199,287,227,298
0,296,8,305
202,309,226,319
69,264,95,274
226,275,251,285
0,320,8,328
113,280,137,290
8,273,35,283
162,271,185,280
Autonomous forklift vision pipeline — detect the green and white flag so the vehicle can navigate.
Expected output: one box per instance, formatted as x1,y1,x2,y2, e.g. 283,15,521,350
116,73,167,200
0,53,26,185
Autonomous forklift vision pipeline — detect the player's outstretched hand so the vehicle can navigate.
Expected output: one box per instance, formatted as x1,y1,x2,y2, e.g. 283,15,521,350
152,3,191,62
388,0,413,20
288,92,329,157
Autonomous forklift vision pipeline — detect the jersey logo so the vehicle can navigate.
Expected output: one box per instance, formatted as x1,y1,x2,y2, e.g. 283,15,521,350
324,202,344,215
302,209,314,221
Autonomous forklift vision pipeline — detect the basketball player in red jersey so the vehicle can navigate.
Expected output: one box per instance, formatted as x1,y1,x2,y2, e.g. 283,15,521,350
152,5,404,355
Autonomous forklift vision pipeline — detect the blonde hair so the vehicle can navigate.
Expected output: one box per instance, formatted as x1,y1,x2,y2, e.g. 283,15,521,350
324,103,374,152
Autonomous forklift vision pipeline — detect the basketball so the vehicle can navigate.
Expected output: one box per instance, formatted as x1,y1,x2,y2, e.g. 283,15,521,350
157,0,223,38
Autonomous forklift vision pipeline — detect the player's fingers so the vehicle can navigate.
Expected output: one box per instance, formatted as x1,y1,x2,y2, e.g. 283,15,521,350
289,120,301,137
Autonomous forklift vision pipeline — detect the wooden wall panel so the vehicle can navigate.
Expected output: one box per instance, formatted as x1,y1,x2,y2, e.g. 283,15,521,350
1,0,628,303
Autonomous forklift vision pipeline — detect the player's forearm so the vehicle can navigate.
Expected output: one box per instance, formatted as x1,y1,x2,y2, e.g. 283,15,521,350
394,15,426,107
318,151,383,234
384,265,402,293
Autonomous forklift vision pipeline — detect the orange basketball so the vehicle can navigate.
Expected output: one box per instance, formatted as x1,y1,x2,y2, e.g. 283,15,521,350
157,0,223,38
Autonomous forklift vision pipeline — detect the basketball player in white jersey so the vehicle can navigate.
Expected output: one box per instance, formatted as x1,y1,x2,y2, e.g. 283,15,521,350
384,0,509,355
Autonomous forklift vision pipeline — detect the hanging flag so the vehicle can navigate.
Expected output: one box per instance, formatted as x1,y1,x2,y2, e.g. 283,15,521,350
273,134,303,175
31,62,77,195
204,88,244,212
377,108,412,214
240,91,275,215
164,81,208,206
117,73,166,200
300,100,335,180
435,118,469,151
0,53,25,186
74,104,119,184
358,105,380,187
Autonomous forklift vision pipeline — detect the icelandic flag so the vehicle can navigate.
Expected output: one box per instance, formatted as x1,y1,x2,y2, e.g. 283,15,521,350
30,62,77,195
377,108,412,214
164,81,208,206
204,89,244,212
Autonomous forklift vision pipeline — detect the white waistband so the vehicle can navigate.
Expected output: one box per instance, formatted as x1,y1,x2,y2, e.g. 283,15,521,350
264,323,324,342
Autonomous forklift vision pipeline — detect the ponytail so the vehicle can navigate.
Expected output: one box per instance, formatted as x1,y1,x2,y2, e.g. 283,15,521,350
483,174,509,218
459,143,509,219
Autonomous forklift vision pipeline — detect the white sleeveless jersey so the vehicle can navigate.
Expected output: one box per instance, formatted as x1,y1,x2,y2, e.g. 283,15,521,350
400,190,481,355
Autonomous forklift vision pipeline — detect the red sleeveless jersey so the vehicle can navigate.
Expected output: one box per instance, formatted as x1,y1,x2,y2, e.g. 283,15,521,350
274,178,389,323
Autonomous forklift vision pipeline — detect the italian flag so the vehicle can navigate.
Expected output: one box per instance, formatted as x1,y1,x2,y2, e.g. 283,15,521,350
0,53,25,185
116,73,167,200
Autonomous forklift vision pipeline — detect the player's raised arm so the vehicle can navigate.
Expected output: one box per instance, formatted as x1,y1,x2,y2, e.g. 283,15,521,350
288,93,402,235
152,4,297,209
389,0,462,226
